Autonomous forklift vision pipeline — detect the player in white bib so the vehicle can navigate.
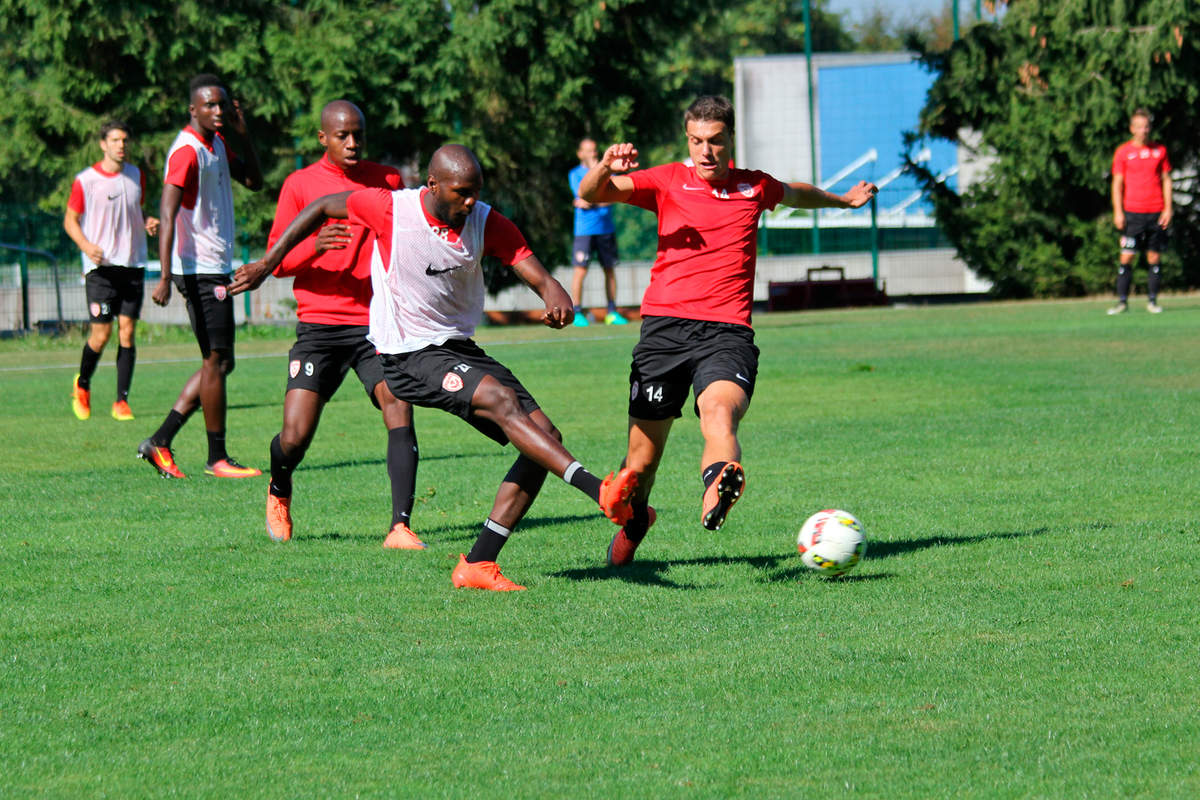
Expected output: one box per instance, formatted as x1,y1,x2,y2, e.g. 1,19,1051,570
64,119,160,422
233,145,636,591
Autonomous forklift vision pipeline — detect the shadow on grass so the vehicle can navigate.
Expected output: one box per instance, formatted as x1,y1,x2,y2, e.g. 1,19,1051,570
301,512,597,545
300,450,496,472
551,526,1049,588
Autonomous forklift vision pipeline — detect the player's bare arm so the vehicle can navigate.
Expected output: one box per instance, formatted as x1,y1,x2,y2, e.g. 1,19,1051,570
1159,172,1172,228
227,98,264,192
153,183,185,306
63,208,104,265
511,255,573,329
1112,174,1125,230
229,191,352,295
578,143,639,204
782,179,877,210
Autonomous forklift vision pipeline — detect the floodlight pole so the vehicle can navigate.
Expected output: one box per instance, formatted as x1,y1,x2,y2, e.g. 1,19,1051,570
802,0,820,254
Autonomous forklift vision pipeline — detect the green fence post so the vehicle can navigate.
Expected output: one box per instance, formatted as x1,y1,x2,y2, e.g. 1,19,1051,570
870,197,879,288
18,213,30,331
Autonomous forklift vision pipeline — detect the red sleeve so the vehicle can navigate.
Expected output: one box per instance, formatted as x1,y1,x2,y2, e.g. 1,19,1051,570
345,188,393,240
165,146,198,191
67,179,85,214
627,166,664,212
1160,150,1172,174
483,211,533,266
1111,146,1125,177
761,173,786,211
269,174,321,277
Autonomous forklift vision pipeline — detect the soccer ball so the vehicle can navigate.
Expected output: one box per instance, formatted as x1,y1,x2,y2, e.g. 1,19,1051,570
797,509,866,576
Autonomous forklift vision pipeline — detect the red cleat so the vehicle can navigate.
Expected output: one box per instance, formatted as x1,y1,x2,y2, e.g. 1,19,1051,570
607,507,656,566
204,458,262,479
598,467,638,525
137,437,186,479
266,493,292,542
383,522,427,550
451,554,526,591
701,462,745,531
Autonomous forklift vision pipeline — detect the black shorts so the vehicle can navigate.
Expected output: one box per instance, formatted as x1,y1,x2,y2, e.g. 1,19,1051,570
85,266,145,322
286,323,384,407
572,233,619,269
379,338,538,446
1121,212,1169,254
628,315,759,420
174,274,235,357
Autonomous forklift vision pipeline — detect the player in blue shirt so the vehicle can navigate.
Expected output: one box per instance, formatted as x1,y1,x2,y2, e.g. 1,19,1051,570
568,138,627,326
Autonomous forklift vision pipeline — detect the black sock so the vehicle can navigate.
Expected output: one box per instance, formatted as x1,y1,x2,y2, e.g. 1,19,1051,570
563,461,602,502
1148,263,1161,302
1116,263,1131,302
206,430,228,465
607,300,617,313
387,426,418,526
623,500,651,541
466,519,510,563
269,434,304,498
151,409,190,447
78,344,101,390
115,345,135,401
702,461,729,490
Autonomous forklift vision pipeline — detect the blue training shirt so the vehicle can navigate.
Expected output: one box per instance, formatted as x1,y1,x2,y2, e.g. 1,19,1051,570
569,163,615,236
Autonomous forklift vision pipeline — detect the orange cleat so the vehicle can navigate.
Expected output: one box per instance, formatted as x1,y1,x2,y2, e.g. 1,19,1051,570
383,522,427,550
137,437,186,478
204,458,262,478
72,375,91,420
110,399,135,421
608,506,656,566
598,467,638,525
451,554,526,591
266,493,292,542
701,462,745,531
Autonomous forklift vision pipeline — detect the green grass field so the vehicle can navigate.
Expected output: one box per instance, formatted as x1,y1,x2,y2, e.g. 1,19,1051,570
3,298,1199,798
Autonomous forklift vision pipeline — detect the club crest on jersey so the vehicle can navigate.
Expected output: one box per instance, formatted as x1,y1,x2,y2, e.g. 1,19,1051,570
289,360,301,378
90,302,102,318
442,372,464,392
213,284,228,301
738,182,754,198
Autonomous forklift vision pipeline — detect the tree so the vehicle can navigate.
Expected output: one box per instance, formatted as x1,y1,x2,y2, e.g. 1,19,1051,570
906,0,1197,298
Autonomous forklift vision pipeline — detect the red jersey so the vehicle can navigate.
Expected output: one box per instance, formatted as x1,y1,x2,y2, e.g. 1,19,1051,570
1112,140,1171,214
268,156,403,325
627,162,785,327
345,187,532,269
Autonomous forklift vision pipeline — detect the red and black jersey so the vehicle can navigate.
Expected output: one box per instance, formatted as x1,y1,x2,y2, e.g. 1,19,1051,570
1113,140,1171,214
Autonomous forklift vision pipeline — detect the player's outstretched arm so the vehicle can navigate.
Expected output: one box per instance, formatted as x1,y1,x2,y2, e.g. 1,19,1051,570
230,191,352,295
578,143,639,205
782,179,877,210
511,254,573,329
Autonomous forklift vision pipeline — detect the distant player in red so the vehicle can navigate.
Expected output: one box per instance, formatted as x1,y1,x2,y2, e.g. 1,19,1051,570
64,119,160,422
138,73,263,480
1109,108,1172,315
262,100,422,548
580,95,877,565
232,144,636,591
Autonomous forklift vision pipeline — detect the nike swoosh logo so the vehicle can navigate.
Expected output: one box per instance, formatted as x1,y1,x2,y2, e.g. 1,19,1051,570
425,264,461,276
107,194,121,200
735,373,750,383
681,184,707,191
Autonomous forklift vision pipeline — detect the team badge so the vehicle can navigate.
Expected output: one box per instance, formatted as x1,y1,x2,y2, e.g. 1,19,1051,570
442,373,464,392
90,302,101,318
631,381,639,401
289,360,301,378
214,284,228,301
738,182,754,198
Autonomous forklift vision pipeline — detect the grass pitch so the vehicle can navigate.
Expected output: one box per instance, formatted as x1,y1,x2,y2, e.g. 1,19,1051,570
2,298,1199,798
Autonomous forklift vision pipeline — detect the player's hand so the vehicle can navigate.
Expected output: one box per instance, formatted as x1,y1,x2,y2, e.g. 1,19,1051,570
842,181,878,209
84,243,104,265
1113,210,1125,230
314,223,352,253
229,98,249,136
1159,208,1172,229
602,143,639,174
229,259,272,295
145,216,160,237
539,282,574,329
152,279,171,306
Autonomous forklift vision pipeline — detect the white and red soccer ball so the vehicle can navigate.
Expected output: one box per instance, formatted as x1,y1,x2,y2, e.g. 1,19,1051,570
797,509,866,576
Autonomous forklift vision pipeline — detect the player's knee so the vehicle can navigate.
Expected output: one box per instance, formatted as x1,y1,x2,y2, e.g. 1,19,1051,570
477,382,521,419
219,353,236,375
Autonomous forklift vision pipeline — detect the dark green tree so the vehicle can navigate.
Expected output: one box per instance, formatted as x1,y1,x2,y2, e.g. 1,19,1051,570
906,0,1197,298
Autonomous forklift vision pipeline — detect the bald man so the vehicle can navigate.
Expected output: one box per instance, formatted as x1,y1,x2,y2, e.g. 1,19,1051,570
259,100,422,548
232,144,636,590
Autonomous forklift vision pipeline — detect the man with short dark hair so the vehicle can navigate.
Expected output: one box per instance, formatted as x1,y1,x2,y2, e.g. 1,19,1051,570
1108,108,1172,315
64,119,160,421
232,144,636,590
580,94,877,565
138,73,263,479
262,100,422,548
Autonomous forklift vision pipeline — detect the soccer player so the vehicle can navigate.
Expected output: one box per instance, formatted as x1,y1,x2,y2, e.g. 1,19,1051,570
579,95,877,565
232,144,636,591
263,100,422,548
1108,108,1172,315
64,119,160,421
568,137,626,327
137,74,263,479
